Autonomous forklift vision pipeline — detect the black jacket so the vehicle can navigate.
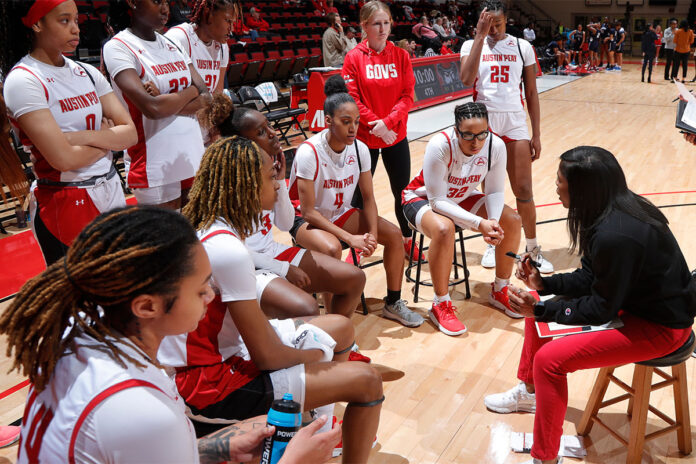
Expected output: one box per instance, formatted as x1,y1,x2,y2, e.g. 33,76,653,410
535,209,696,328
642,30,658,55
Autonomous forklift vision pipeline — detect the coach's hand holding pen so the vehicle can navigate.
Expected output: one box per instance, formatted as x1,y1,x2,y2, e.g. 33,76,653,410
512,251,545,292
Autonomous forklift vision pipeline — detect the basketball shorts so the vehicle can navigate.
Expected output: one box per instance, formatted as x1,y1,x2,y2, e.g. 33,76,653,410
289,207,359,238
31,174,126,265
615,42,624,53
609,41,618,52
132,177,195,205
402,194,486,233
589,40,599,52
488,111,530,143
254,244,307,299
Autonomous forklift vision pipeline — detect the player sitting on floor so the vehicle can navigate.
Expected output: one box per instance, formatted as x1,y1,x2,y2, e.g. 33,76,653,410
160,136,383,463
198,95,366,323
288,76,424,328
402,102,522,336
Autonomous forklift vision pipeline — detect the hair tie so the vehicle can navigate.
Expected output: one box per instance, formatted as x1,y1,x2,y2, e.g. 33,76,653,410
22,0,70,28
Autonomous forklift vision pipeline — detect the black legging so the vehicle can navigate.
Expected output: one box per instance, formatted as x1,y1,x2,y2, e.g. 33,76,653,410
672,51,689,79
664,48,674,79
642,53,655,80
352,137,411,237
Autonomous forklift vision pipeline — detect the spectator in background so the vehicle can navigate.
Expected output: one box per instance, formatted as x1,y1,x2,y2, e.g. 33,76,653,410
433,17,448,40
325,0,339,14
247,7,270,34
232,3,258,42
346,27,359,51
663,18,677,80
671,20,693,82
167,0,192,28
397,38,417,58
440,38,455,55
506,18,522,38
641,22,658,83
322,13,351,67
412,16,442,53
654,24,662,64
524,22,536,44
403,4,415,21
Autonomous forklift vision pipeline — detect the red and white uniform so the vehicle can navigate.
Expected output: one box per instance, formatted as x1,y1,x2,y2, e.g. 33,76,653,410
288,130,371,224
103,29,204,190
3,55,125,248
246,182,305,280
342,41,415,148
165,23,229,93
402,128,507,230
158,221,310,417
460,34,536,141
18,332,198,464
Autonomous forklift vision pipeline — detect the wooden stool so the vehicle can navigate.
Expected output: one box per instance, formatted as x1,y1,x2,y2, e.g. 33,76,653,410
577,331,695,464
404,221,470,303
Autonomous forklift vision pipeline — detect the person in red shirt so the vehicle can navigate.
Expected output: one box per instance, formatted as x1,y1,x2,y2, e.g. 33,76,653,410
440,38,455,54
325,0,339,14
247,7,269,32
342,0,421,260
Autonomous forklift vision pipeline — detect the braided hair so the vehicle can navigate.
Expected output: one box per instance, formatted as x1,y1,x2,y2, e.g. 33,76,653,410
0,206,200,392
183,136,264,239
480,0,506,15
189,0,237,25
454,102,488,127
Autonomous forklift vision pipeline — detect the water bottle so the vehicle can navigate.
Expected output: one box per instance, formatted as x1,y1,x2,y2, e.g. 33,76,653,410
260,393,302,464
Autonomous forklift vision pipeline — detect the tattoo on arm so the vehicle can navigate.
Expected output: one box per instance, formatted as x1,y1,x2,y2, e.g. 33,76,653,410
292,315,320,329
198,425,240,464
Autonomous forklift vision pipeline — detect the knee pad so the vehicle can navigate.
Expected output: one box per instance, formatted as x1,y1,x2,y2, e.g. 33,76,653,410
348,395,385,408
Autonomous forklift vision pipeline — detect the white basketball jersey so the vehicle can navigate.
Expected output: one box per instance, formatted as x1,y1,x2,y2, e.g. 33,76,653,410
460,34,536,112
403,127,494,204
17,333,197,463
245,210,276,255
288,130,371,222
4,56,112,182
103,29,204,188
165,23,229,92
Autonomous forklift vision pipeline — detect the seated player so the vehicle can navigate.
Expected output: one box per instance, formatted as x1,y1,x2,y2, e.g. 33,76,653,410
0,206,339,463
545,36,570,71
161,136,383,463
199,96,366,323
288,76,425,328
402,102,522,336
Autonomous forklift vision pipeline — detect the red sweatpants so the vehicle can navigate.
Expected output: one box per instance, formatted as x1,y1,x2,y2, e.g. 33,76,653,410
516,314,691,460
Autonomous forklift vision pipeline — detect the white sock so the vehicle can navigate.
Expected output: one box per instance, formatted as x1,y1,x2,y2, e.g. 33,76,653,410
314,403,335,434
525,238,538,252
493,277,509,292
433,293,451,305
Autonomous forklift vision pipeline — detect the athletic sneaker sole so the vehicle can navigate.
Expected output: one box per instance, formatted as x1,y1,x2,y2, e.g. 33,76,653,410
428,310,467,336
381,308,424,328
484,401,536,414
488,293,524,319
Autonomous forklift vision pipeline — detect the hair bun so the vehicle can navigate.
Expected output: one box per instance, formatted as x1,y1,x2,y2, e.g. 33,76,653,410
324,74,348,97
198,93,234,130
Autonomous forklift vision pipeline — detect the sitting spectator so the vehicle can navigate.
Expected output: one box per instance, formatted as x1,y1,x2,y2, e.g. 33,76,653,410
346,27,359,52
412,16,442,53
247,7,270,33
440,38,455,55
433,17,447,40
397,38,417,59
233,14,258,41
325,0,339,14
403,4,415,21
322,13,351,67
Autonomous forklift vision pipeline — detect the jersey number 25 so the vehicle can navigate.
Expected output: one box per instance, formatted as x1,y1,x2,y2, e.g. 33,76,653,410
490,65,510,83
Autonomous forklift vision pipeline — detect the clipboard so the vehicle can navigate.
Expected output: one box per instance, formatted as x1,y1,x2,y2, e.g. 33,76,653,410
534,294,623,338
675,81,696,134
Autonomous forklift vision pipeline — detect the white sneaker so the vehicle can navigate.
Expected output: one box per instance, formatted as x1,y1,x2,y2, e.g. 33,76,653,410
528,246,554,274
481,244,496,268
521,457,563,464
484,382,536,414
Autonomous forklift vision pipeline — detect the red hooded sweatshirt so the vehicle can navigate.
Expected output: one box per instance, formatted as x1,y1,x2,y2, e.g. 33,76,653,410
342,40,415,149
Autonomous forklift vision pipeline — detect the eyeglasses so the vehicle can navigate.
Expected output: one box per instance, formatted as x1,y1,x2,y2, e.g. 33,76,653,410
455,128,489,141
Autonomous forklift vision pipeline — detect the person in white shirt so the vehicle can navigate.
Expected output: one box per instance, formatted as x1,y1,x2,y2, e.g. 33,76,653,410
460,0,554,274
197,95,366,325
103,0,210,209
1,0,137,265
167,136,384,463
402,102,522,336
523,23,536,43
0,205,339,464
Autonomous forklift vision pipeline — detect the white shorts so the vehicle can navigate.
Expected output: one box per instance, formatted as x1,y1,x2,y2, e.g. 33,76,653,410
404,193,486,233
488,111,530,143
132,182,182,205
268,319,307,409
254,244,307,300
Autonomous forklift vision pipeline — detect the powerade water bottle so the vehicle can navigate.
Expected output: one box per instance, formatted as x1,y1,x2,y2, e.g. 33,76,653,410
260,393,302,464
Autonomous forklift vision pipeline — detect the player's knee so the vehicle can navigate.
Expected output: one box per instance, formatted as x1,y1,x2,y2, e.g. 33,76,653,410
348,266,367,292
325,240,343,259
322,314,355,349
286,292,320,317
512,183,534,202
381,220,403,246
432,218,455,243
500,207,522,232
351,364,383,402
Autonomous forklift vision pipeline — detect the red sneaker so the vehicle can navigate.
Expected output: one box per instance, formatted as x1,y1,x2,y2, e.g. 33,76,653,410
348,351,371,363
332,416,377,457
345,248,362,266
488,284,524,319
404,238,426,262
429,301,466,336
0,426,20,448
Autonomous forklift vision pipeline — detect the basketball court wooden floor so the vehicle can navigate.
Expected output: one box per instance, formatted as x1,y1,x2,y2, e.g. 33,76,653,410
2,63,696,463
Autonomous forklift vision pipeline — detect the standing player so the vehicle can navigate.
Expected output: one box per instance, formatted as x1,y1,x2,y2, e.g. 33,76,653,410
459,0,553,274
613,21,625,71
569,24,584,66
103,0,209,209
290,76,424,328
1,0,136,265
587,20,601,70
604,23,617,71
402,103,522,336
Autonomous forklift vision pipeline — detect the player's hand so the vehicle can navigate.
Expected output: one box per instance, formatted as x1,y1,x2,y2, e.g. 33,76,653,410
224,424,275,462
530,135,541,161
507,284,537,317
476,7,493,38
100,117,115,131
143,81,160,96
280,416,341,464
515,252,545,290
274,150,287,180
286,265,311,289
478,219,503,245
684,132,696,145
368,119,389,138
